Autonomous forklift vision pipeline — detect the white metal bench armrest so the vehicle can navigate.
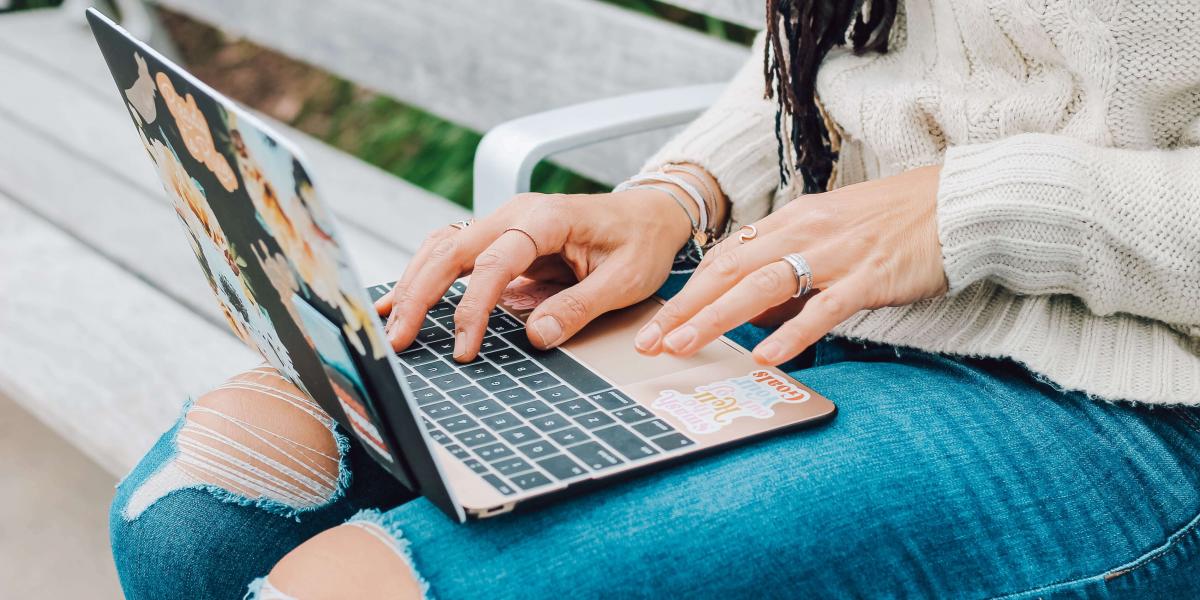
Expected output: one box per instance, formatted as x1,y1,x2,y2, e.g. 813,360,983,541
472,84,723,217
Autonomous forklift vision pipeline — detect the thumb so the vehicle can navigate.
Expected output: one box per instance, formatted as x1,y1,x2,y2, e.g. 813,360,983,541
525,260,649,349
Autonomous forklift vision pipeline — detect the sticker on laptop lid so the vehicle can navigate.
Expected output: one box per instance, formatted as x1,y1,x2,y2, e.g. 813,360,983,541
651,370,811,435
291,295,395,463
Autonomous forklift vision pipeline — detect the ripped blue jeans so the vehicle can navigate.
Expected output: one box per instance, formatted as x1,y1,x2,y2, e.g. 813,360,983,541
111,282,1200,598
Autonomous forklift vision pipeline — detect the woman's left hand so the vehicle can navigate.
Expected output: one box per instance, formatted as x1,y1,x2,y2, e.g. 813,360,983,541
634,165,949,365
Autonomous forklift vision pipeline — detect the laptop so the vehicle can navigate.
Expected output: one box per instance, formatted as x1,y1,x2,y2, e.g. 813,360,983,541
87,9,836,522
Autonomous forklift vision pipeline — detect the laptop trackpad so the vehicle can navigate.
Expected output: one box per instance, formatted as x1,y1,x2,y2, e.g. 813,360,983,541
496,278,745,388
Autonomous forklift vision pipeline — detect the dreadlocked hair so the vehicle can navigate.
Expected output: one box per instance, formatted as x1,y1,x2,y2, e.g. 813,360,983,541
764,0,896,194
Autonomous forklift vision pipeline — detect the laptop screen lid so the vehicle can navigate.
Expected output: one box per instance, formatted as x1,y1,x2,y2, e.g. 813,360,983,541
86,8,465,522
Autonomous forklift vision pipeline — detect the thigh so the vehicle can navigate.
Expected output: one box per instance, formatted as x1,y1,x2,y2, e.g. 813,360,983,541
374,342,1200,599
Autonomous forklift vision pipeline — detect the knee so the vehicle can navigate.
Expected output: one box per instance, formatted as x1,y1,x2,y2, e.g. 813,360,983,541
177,366,344,510
108,367,350,598
250,513,426,600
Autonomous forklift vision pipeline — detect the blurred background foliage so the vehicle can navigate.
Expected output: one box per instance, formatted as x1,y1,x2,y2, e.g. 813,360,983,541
9,0,752,209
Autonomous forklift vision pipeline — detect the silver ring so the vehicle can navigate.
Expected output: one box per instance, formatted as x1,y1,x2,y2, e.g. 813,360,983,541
449,219,474,230
737,225,758,243
780,253,813,298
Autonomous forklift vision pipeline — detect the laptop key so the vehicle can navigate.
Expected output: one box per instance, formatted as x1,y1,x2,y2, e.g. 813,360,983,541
536,385,575,403
427,338,456,355
479,412,522,431
590,389,634,411
415,360,456,379
481,474,516,496
491,456,534,477
455,428,497,448
450,281,468,294
398,347,437,366
650,433,696,451
500,360,541,378
444,444,469,459
478,336,508,354
427,302,455,318
556,397,597,416
417,326,452,344
447,385,489,404
463,458,489,474
527,413,571,432
632,419,675,438
501,331,611,394
427,428,451,445
612,406,653,424
567,441,623,470
511,399,554,419
593,425,659,460
463,399,504,418
509,471,552,491
410,387,444,405
499,426,541,446
495,387,535,406
575,412,616,430
421,401,461,419
537,454,587,479
437,414,476,433
460,361,501,379
429,373,469,391
487,313,523,333
477,374,518,393
483,348,524,365
547,426,588,446
519,372,561,391
516,440,556,460
475,442,516,462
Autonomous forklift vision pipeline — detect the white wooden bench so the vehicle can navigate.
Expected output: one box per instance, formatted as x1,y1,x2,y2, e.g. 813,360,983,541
0,0,761,477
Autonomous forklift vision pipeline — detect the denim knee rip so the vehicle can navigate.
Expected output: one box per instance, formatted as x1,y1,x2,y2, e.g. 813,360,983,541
119,368,352,522
245,509,432,600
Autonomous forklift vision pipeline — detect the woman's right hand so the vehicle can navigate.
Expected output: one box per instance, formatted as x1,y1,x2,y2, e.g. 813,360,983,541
374,189,695,362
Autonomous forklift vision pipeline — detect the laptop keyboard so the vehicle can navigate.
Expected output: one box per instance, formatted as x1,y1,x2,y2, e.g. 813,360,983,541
378,281,696,497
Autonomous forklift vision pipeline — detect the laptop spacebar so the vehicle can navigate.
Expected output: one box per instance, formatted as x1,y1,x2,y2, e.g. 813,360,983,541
500,331,610,394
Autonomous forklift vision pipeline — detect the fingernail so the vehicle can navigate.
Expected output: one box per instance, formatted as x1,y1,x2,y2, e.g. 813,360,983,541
663,325,696,354
755,341,783,364
531,316,563,348
634,322,662,352
452,331,468,359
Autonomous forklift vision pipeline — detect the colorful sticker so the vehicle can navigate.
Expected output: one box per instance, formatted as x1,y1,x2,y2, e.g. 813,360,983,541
651,370,811,435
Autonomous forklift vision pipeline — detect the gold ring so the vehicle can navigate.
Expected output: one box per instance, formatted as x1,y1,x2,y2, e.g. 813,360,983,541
738,224,758,243
503,227,540,255
449,219,474,230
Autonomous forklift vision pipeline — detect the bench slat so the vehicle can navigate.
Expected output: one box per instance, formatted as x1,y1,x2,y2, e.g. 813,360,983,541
0,11,467,253
0,13,452,285
154,0,750,185
0,193,258,476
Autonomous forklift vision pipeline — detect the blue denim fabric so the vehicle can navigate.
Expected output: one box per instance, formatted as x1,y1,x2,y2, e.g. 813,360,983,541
111,274,1200,598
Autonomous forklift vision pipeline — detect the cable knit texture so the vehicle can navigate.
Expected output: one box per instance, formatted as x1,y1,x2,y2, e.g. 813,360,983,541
646,1,1200,405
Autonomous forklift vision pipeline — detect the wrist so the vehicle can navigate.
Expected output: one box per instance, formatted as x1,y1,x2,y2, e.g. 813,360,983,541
612,187,695,248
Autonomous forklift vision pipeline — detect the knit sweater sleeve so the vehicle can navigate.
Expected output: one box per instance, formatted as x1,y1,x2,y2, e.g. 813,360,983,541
641,32,781,229
937,133,1200,327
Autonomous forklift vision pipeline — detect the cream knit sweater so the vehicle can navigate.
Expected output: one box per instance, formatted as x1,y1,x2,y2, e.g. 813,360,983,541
645,2,1200,405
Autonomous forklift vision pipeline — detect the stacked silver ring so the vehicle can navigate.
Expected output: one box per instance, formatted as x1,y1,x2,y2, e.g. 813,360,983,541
780,253,814,298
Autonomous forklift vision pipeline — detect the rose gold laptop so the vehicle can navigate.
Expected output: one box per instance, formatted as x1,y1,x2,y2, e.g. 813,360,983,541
89,9,836,523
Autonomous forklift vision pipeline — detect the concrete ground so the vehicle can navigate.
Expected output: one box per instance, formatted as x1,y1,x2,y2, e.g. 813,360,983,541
0,391,124,599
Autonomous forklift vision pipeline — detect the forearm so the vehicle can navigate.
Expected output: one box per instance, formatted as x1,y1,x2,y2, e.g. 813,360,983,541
938,133,1200,326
